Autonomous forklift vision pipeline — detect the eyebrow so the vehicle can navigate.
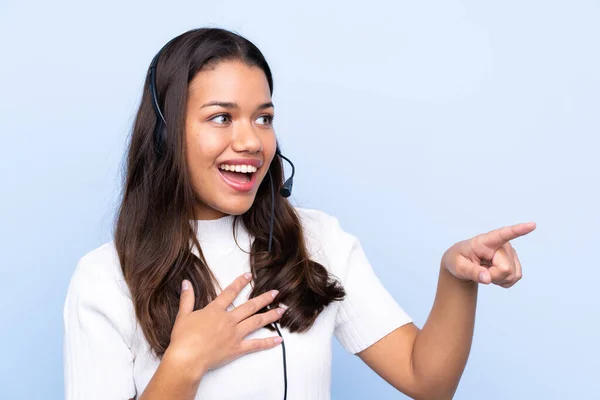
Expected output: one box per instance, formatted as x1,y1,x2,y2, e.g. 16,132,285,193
200,101,274,110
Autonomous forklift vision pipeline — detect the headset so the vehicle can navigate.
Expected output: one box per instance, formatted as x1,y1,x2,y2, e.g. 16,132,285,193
149,45,293,400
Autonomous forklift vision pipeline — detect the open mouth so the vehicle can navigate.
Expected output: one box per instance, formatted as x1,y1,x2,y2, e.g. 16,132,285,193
218,164,258,184
219,169,253,183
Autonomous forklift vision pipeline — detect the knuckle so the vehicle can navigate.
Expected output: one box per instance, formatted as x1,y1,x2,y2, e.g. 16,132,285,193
262,292,275,304
472,235,486,251
247,301,258,314
232,344,243,357
222,315,236,330
516,271,523,280
223,311,234,323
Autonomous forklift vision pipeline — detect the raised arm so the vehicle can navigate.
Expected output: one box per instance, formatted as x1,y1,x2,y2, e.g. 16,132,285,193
358,222,536,399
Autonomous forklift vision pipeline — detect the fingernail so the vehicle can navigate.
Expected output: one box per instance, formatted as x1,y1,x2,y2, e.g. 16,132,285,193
182,280,189,291
479,272,488,284
244,272,252,280
271,290,279,298
276,307,285,315
273,337,283,344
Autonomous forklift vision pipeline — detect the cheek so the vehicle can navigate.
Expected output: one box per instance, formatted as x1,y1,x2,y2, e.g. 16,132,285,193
264,133,277,163
185,131,225,182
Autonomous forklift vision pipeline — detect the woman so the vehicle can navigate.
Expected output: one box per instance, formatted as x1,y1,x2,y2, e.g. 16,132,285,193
63,27,535,400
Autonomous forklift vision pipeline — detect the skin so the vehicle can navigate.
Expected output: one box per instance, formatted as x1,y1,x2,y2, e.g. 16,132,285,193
138,59,537,399
184,60,277,220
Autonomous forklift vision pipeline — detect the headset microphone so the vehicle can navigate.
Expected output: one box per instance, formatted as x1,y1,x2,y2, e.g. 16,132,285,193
148,49,294,202
276,149,295,198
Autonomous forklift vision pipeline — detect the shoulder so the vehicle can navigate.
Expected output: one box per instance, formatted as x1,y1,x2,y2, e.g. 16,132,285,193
294,206,338,233
64,241,135,338
68,241,130,299
294,206,345,249
294,206,358,277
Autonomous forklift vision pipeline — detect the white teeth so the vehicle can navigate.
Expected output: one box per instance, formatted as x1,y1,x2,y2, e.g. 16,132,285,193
219,164,257,173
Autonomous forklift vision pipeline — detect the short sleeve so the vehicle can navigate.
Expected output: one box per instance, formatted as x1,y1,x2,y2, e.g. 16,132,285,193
330,216,413,354
63,255,137,400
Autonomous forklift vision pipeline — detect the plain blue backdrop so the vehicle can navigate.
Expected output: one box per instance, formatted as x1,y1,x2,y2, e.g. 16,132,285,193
1,1,598,399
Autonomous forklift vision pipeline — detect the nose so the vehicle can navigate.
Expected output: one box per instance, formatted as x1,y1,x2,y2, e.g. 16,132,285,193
231,120,263,153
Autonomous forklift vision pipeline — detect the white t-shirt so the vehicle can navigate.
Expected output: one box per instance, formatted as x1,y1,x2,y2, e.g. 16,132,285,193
63,207,412,400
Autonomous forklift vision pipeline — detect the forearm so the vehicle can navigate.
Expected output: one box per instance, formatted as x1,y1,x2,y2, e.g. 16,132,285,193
411,263,478,399
138,348,205,400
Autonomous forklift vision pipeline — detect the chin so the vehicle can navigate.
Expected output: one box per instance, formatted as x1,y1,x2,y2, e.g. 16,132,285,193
215,197,257,216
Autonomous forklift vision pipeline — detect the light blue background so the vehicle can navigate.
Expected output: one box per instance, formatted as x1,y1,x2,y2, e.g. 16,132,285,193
1,1,598,399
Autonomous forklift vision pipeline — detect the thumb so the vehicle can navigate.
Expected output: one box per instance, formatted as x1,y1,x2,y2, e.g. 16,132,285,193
176,279,195,319
476,267,491,285
456,256,491,285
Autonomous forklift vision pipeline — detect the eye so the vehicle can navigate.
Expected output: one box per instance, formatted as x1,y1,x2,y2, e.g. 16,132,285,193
256,114,275,126
209,114,232,125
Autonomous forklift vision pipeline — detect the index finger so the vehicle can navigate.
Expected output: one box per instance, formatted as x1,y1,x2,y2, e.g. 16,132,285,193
478,222,536,250
212,272,253,309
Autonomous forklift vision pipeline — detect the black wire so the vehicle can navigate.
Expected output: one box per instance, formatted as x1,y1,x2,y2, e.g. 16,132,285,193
273,321,288,400
268,170,287,400
268,170,275,254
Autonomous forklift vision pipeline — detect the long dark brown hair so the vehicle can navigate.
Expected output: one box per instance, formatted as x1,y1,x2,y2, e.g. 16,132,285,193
114,27,345,358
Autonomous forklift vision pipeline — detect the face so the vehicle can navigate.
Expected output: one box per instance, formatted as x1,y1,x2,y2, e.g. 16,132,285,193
185,60,277,220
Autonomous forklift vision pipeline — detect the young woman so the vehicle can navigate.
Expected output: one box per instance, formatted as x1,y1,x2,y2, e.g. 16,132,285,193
63,27,535,400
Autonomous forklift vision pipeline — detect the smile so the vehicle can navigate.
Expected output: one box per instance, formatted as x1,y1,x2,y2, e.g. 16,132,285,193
217,167,258,192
